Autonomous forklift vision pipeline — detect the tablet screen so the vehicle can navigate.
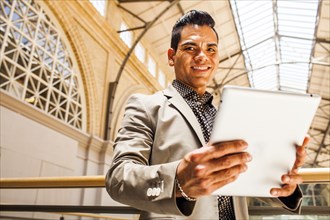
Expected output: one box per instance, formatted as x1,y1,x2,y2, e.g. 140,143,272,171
210,86,320,197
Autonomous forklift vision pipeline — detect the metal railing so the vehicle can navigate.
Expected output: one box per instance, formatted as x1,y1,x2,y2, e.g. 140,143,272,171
0,167,329,218
1,168,329,189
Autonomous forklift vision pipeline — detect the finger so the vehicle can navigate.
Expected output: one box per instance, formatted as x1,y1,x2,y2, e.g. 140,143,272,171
187,174,240,197
295,136,309,159
190,140,248,163
301,136,311,147
195,164,247,191
187,164,247,197
209,175,239,194
292,147,307,173
292,153,306,173
289,157,305,174
270,184,296,197
281,174,303,185
196,152,252,176
291,137,309,173
211,164,247,183
296,145,307,159
296,136,309,155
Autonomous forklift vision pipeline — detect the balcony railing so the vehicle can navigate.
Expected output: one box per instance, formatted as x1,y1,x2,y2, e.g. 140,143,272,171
0,167,329,218
1,168,328,189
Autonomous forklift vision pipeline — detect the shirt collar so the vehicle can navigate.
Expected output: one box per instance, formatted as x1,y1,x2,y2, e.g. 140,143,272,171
172,80,213,105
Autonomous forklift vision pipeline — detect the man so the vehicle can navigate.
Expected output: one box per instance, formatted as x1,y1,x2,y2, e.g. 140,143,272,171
106,10,307,219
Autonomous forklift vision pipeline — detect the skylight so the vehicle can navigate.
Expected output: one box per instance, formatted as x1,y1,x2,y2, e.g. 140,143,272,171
231,0,319,93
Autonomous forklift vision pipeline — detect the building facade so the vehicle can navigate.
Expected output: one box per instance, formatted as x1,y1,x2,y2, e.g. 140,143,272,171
0,0,168,219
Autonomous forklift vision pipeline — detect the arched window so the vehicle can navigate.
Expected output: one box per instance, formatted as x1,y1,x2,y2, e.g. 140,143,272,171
147,56,156,77
135,42,145,63
119,22,132,48
158,70,166,88
0,0,84,129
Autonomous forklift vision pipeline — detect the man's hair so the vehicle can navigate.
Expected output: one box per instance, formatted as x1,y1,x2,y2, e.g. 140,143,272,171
170,10,219,52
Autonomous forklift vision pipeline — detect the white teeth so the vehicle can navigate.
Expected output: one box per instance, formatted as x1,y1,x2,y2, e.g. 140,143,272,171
193,66,208,70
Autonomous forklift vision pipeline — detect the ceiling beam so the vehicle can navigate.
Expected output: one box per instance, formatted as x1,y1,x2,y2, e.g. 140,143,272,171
117,4,147,24
176,1,185,15
105,0,180,140
118,0,168,3
312,119,330,167
273,0,281,90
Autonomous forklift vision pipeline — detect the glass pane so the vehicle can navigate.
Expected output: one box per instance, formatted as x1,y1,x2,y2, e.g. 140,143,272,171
135,42,145,63
230,0,318,92
0,0,84,129
148,56,156,77
120,22,132,48
158,70,166,88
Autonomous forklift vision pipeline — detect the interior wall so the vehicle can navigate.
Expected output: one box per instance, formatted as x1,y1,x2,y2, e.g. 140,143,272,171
0,105,81,219
0,0,162,219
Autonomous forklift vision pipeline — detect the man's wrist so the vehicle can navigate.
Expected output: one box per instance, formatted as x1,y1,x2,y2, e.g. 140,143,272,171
175,178,197,202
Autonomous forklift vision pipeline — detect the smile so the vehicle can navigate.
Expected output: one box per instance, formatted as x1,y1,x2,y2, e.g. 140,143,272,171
192,66,210,70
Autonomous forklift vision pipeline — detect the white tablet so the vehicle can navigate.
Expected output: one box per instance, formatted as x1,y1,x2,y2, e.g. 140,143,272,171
210,86,320,197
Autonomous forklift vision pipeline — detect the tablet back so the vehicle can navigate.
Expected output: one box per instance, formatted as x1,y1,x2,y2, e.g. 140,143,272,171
210,86,320,197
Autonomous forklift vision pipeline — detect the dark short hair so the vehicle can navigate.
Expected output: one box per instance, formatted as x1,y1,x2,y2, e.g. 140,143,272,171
170,10,219,52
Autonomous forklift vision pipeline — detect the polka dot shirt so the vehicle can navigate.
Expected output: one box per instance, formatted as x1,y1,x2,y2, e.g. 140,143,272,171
172,80,236,220
172,80,216,143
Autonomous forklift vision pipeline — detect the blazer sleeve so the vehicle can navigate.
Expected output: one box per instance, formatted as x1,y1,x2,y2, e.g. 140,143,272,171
258,186,303,214
105,94,185,216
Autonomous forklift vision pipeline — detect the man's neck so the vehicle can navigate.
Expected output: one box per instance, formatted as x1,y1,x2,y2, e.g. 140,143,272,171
174,80,206,97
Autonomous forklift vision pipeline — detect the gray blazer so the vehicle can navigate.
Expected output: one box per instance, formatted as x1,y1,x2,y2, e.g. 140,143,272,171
106,85,302,219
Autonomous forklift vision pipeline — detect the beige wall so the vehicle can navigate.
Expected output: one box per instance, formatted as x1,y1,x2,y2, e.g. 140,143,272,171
0,106,81,219
0,0,165,219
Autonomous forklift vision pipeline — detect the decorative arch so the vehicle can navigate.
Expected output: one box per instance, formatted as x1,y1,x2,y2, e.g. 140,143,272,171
43,0,100,134
0,0,90,131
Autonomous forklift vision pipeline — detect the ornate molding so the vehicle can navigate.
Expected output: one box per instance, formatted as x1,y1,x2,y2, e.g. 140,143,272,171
44,0,99,135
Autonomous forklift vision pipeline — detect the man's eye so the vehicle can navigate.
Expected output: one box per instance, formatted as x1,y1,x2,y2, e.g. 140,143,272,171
184,47,194,51
208,48,217,52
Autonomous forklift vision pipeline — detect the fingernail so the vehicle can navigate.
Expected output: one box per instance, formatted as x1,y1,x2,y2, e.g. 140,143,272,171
271,190,278,196
240,141,248,148
283,176,290,183
246,154,252,162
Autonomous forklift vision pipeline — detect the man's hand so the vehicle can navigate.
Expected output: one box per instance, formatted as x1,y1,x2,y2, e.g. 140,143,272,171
176,140,252,199
270,136,310,197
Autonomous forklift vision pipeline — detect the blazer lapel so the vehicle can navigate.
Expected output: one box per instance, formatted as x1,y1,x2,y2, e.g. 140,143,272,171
163,85,206,146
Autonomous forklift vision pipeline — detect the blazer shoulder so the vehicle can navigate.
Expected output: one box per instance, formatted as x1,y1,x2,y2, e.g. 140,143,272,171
127,88,173,109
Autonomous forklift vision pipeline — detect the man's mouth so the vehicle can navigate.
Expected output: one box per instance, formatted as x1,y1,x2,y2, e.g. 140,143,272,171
192,66,210,70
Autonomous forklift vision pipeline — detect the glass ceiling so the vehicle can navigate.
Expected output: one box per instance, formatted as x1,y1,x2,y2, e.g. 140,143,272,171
230,0,319,93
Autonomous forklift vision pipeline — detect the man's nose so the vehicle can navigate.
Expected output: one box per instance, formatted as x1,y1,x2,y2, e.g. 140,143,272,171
194,50,207,62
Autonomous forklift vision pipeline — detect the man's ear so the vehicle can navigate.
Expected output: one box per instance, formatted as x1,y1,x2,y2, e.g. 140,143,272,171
167,48,175,66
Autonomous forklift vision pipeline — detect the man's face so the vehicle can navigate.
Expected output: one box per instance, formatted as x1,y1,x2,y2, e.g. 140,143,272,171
168,24,219,95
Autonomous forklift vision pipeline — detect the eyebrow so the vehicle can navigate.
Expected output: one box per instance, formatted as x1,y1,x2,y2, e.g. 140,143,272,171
180,42,218,47
208,43,218,47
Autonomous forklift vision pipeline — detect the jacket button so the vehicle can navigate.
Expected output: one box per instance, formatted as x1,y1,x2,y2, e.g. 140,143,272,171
147,188,152,196
152,188,158,196
155,187,161,196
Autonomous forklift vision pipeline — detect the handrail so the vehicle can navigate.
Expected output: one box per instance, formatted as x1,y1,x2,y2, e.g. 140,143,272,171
0,168,329,189
0,175,104,188
1,204,329,215
298,167,329,183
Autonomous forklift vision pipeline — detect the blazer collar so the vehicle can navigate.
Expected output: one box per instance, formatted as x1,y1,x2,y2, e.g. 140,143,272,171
163,85,205,146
